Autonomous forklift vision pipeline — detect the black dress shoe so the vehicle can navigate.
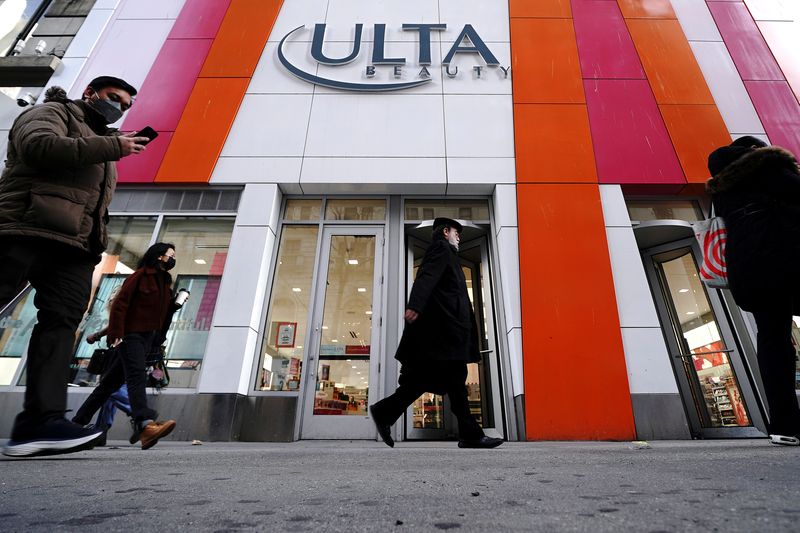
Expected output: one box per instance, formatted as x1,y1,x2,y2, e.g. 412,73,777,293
458,436,504,449
369,405,394,448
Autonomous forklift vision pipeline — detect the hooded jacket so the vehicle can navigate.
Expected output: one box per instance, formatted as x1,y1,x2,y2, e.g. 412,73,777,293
0,88,123,255
706,147,800,309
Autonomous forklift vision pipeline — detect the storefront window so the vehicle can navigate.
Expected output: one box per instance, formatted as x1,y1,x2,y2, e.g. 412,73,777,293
627,200,703,222
71,217,158,385
325,199,386,221
156,217,235,388
404,199,489,221
0,0,49,56
284,199,321,221
0,286,35,385
258,225,318,391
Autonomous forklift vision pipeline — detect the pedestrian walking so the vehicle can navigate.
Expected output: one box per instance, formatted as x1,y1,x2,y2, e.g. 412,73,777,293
86,328,132,447
370,217,503,449
707,136,800,446
72,242,180,449
1,77,150,457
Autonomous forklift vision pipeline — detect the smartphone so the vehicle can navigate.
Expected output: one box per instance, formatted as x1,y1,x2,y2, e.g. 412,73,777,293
133,126,159,145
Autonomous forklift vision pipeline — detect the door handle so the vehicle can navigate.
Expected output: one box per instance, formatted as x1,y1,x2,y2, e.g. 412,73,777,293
672,349,734,359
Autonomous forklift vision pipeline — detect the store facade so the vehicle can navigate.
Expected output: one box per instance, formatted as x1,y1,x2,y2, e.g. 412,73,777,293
0,0,798,442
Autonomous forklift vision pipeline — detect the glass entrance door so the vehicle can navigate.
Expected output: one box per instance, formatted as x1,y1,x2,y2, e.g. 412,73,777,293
643,239,765,438
404,233,503,440
300,227,384,439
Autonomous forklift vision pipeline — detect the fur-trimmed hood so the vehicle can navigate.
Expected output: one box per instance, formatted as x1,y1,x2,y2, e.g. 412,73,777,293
706,147,799,194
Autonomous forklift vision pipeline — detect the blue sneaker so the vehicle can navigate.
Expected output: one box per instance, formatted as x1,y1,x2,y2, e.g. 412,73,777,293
3,418,103,457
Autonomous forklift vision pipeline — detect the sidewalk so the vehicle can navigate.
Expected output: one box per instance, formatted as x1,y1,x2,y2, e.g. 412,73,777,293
1,440,798,532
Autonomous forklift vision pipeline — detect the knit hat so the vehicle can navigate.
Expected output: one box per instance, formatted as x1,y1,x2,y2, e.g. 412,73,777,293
707,136,768,176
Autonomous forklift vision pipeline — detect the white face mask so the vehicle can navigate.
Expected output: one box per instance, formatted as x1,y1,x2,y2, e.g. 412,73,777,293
447,229,460,251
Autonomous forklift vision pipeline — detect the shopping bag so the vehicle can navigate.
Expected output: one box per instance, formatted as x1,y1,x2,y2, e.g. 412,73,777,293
86,348,108,375
694,216,728,289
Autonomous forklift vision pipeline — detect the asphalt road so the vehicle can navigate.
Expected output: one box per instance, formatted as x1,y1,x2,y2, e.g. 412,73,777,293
1,440,799,532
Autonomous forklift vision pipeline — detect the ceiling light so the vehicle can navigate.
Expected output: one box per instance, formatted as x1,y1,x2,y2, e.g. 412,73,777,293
194,259,207,265
678,288,689,293
331,339,338,343
686,311,696,315
292,287,301,292
357,288,366,292
365,311,372,315
348,259,359,265
356,372,361,375
322,326,328,330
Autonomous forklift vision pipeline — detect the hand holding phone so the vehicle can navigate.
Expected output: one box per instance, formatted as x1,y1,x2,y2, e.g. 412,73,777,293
132,126,159,146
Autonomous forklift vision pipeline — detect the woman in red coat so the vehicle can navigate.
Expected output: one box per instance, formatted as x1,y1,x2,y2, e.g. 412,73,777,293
73,242,179,449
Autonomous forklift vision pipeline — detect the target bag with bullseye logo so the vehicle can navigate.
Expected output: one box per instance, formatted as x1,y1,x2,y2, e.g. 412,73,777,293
694,213,728,289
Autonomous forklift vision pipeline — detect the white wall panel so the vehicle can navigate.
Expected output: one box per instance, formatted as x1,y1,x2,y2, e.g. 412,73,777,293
599,184,631,228
605,227,661,328
314,41,443,95
221,94,314,157
440,42,512,95
210,157,303,185
446,158,515,193
70,19,173,102
670,0,722,42
690,41,766,136
299,157,447,194
46,57,87,95
324,0,439,43
621,327,679,394
0,94,22,129
304,94,445,157
0,130,8,161
444,95,514,158
506,327,524,397
496,226,521,332
270,0,329,42
63,9,114,60
94,0,122,8
249,42,317,94
197,326,259,395
438,0,511,43
211,227,276,332
117,0,185,19
743,0,797,21
236,183,282,230
493,183,517,231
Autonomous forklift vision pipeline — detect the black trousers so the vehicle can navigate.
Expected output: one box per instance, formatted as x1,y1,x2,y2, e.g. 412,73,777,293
0,237,95,430
750,291,800,436
371,361,485,441
74,332,158,426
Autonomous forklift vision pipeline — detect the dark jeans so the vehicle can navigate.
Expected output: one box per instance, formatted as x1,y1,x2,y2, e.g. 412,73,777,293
74,332,158,426
750,291,800,436
371,361,485,441
0,237,95,430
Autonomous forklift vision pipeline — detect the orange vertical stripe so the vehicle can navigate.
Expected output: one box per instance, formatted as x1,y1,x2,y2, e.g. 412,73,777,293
660,104,731,184
514,104,597,183
155,78,250,183
616,0,676,19
511,18,584,104
509,0,571,18
518,184,636,440
626,19,714,105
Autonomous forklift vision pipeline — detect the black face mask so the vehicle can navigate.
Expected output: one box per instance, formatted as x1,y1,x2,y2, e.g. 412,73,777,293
162,257,176,271
86,94,124,125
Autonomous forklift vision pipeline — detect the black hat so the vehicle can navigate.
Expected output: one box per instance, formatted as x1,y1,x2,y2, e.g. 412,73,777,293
433,217,463,233
708,136,769,176
87,76,138,97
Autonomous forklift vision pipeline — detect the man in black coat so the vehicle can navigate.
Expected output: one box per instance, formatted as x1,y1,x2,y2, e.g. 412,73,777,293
370,217,503,449
707,136,800,446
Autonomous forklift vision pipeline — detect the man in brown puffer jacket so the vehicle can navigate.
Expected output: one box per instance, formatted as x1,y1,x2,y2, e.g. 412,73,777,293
0,76,149,458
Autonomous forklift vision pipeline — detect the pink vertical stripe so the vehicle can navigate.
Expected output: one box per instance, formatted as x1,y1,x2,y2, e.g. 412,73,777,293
118,0,231,183
169,0,231,39
744,81,800,156
584,79,685,186
121,39,213,132
572,0,645,79
707,2,784,81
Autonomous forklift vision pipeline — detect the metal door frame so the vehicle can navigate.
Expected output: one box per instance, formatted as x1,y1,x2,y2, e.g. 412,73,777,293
642,237,766,438
299,225,385,439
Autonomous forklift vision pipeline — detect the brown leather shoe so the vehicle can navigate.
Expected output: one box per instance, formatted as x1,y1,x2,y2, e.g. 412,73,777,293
140,420,176,450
